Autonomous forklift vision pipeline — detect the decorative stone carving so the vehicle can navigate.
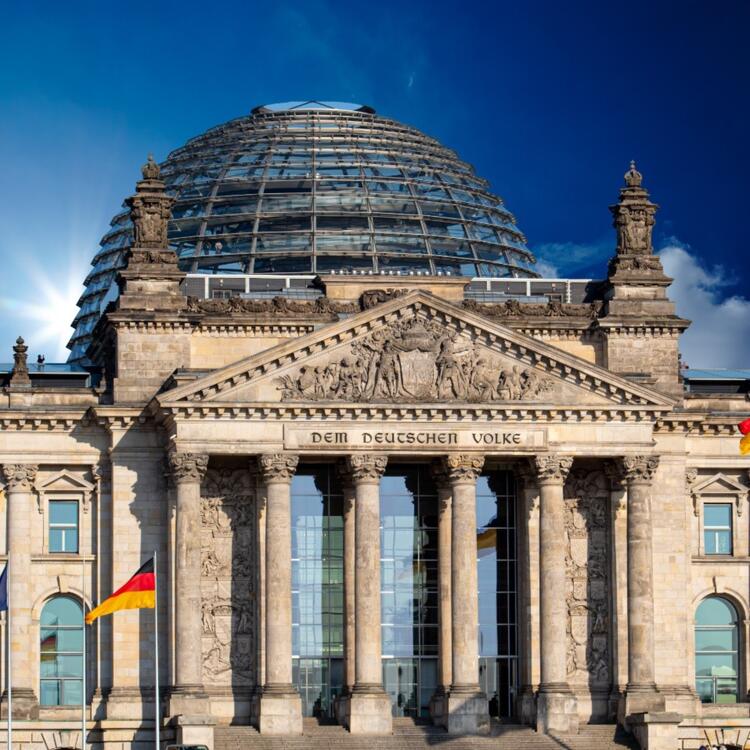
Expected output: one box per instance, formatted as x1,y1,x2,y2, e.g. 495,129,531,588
604,461,627,515
2,464,38,492
258,453,299,482
464,298,603,320
442,453,484,483
689,472,749,519
619,455,660,485
360,288,410,310
126,155,174,248
168,452,209,484
563,469,611,686
533,454,573,484
10,336,31,387
185,295,358,316
346,454,388,482
609,161,657,256
199,468,256,686
686,468,699,516
276,312,554,403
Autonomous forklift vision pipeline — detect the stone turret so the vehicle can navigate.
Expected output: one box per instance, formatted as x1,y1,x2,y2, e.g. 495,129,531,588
598,163,689,399
9,336,31,388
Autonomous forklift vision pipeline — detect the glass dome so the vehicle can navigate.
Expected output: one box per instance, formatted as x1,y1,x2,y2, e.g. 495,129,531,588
68,101,538,361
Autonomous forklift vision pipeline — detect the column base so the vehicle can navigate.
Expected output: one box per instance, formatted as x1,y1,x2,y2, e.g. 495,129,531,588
620,683,664,723
258,689,302,735
445,689,489,735
628,711,683,750
429,687,447,727
167,686,210,718
0,689,39,720
104,686,152,720
172,714,216,750
536,686,578,734
346,689,392,735
516,685,537,726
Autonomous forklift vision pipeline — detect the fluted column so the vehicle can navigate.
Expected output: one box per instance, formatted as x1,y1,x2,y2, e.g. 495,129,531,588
2,464,39,719
345,454,391,735
336,466,357,695
443,454,488,735
167,453,209,716
534,454,578,734
620,455,663,715
429,461,452,725
257,453,301,734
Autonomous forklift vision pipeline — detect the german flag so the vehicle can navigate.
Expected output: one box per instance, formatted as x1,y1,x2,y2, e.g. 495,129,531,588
86,558,155,624
740,418,750,456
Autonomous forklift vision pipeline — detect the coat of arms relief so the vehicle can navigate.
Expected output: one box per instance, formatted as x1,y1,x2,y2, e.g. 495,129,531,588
275,312,555,403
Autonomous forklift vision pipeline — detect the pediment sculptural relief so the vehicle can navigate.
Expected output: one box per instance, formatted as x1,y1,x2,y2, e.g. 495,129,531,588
275,313,553,403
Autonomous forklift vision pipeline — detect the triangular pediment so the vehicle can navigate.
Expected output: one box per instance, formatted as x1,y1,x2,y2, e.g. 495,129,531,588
37,470,95,494
692,473,748,498
157,291,673,411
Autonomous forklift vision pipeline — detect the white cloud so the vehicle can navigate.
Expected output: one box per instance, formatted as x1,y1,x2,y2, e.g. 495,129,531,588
532,238,610,278
534,259,559,277
658,242,750,369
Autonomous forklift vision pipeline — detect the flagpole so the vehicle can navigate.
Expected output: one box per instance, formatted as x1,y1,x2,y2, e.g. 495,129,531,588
7,559,11,750
153,551,159,750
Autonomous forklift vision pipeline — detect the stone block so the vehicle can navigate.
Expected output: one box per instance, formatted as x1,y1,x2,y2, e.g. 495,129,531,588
536,690,579,734
629,711,683,750
257,692,302,735
346,691,392,735
445,691,489,735
173,714,215,750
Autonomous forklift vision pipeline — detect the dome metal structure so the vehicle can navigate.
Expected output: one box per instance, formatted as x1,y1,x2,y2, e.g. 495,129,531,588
68,101,538,361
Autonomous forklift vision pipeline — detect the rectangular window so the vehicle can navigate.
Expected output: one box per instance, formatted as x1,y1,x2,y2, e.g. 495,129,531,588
704,503,732,555
49,501,79,553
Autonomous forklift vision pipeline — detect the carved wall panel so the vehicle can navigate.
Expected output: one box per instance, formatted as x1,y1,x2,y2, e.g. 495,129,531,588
564,469,611,689
200,468,257,687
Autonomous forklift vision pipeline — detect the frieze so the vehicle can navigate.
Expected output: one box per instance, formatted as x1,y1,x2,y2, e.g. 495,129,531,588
463,298,603,320
564,469,611,686
275,313,554,403
185,295,359,316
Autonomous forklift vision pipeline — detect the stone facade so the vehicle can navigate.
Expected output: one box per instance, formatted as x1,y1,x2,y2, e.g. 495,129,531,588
0,160,748,750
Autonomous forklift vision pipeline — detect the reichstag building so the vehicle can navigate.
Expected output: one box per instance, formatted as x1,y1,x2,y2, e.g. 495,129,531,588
1,101,748,750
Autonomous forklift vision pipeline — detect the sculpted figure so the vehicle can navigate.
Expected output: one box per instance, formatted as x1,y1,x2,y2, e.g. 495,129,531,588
506,366,524,399
202,548,222,577
436,337,466,399
202,601,215,634
236,602,253,634
374,340,400,399
470,357,497,401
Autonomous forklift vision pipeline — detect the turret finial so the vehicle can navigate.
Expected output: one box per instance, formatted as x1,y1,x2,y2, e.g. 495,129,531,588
141,153,161,181
624,160,642,188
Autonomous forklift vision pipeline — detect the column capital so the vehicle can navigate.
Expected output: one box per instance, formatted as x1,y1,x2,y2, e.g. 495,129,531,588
167,452,208,484
258,453,299,483
442,453,484,483
532,454,573,485
619,454,660,485
2,464,38,492
346,454,387,483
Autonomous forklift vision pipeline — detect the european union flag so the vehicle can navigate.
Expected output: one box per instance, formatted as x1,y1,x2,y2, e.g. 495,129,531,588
0,564,7,612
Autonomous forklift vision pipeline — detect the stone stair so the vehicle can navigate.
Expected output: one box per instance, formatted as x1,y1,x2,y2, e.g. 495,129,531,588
214,720,640,750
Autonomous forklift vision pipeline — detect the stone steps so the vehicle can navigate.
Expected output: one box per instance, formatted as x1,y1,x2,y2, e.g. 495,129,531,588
214,722,639,750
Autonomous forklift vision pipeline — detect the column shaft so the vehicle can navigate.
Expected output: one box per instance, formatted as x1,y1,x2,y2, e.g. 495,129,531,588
437,483,452,692
2,464,39,718
342,482,356,693
167,453,209,715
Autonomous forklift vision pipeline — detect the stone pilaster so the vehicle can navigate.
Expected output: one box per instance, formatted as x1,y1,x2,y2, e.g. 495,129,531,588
534,454,578,734
428,461,452,726
166,453,209,718
344,454,391,735
256,454,302,735
1,464,39,719
443,454,489,735
620,455,664,717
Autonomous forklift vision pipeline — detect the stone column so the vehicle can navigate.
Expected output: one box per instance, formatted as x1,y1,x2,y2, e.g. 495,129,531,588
429,462,452,726
345,454,391,735
443,454,488,735
620,455,663,716
166,453,209,718
1,464,39,719
338,468,356,695
257,453,302,735
534,454,578,734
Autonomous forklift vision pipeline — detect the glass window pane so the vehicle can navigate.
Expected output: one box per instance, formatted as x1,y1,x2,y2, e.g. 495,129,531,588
50,501,78,525
40,681,60,706
696,597,737,626
704,504,731,527
61,679,83,706
49,529,64,553
41,596,83,626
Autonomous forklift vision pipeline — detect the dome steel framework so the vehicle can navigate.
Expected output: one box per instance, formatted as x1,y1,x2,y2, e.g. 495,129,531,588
69,101,537,361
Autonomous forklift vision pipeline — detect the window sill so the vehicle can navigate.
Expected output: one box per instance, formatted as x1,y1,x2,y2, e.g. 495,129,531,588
692,555,748,563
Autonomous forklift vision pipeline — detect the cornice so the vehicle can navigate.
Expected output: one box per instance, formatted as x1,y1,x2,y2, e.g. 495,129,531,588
655,414,746,436
0,410,91,431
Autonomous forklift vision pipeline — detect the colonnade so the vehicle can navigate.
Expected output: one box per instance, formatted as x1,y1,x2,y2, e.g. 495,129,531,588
0,452,663,736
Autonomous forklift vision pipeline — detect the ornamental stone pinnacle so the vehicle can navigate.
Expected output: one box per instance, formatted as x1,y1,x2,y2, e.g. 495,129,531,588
167,452,209,484
126,154,175,249
619,455,660,485
10,336,31,387
258,453,299,482
345,454,388,482
533,454,573,484
442,453,484,483
609,160,658,257
2,464,38,492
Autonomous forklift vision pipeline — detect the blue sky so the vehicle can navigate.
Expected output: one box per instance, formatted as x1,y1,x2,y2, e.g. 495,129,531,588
0,0,748,366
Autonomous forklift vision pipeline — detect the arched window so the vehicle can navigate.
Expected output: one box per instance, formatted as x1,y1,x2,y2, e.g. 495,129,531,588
40,596,84,706
695,596,739,704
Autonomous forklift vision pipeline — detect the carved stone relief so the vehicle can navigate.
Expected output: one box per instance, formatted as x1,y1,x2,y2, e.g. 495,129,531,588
564,469,611,687
276,311,554,403
200,468,256,686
